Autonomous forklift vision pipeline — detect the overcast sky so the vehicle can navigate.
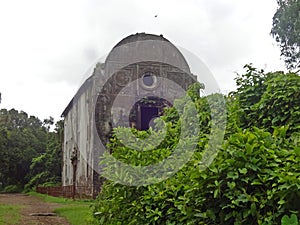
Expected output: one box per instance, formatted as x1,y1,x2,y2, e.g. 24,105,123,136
0,0,286,122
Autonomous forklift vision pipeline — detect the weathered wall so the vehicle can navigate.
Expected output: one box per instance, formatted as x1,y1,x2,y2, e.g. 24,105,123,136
62,72,99,196
62,33,197,198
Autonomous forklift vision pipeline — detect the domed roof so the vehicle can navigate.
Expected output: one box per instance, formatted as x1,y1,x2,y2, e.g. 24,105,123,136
62,33,192,117
113,33,169,48
105,32,190,76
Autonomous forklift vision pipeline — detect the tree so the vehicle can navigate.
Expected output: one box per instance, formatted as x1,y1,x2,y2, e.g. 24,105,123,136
0,108,64,190
25,119,63,190
271,0,300,70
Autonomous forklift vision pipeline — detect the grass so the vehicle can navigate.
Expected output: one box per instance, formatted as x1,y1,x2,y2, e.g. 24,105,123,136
28,192,95,225
55,205,94,225
0,204,22,225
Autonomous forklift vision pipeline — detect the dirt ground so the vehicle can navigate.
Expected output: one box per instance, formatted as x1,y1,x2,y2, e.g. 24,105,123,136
0,193,70,225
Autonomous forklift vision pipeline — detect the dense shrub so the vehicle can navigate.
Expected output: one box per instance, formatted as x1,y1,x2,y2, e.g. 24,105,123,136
232,65,300,134
93,127,300,224
92,68,300,224
252,72,300,134
2,185,22,193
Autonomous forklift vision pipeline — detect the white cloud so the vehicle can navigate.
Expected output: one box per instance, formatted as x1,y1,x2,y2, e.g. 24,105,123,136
0,0,286,121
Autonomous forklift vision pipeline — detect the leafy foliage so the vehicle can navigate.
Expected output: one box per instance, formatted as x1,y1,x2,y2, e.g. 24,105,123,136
0,109,47,187
92,66,300,225
0,108,63,190
281,214,299,225
231,64,300,134
271,0,300,70
25,120,64,190
252,72,300,133
2,185,22,193
93,128,300,224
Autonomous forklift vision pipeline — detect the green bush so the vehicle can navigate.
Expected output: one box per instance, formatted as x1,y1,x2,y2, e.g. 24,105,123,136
92,68,300,225
93,127,300,224
2,185,22,193
232,65,300,134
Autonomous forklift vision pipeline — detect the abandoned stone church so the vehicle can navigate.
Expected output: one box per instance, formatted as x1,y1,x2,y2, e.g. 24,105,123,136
61,33,197,198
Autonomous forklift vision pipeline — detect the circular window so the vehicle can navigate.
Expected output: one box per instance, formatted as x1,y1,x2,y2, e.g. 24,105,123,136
142,72,157,88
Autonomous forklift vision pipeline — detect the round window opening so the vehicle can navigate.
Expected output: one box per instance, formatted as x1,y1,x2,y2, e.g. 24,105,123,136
142,72,156,87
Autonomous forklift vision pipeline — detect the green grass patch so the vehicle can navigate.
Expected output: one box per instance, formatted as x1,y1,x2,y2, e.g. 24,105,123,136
0,204,22,225
28,191,93,204
54,205,94,225
28,192,94,225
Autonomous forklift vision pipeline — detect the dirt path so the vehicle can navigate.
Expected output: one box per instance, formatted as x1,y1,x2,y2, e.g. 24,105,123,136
0,193,70,225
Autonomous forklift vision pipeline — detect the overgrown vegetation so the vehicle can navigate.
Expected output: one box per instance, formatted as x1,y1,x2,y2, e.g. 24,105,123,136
271,0,300,70
0,109,63,192
92,66,300,224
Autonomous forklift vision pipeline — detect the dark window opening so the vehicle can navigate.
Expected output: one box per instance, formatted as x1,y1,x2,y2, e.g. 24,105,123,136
142,72,155,87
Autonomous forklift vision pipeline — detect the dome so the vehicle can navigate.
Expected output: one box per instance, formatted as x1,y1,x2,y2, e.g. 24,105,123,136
105,32,191,76
113,33,169,48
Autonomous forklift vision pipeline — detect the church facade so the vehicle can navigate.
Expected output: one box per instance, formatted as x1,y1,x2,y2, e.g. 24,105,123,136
61,33,197,198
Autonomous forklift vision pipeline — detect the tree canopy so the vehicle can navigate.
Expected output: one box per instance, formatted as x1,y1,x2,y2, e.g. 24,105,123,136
271,0,300,70
0,109,63,191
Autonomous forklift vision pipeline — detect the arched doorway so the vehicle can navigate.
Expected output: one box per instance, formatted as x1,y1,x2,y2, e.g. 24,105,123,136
129,96,172,130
